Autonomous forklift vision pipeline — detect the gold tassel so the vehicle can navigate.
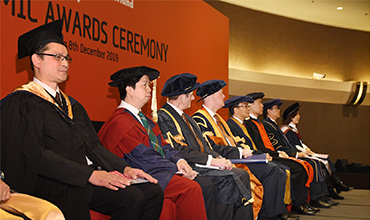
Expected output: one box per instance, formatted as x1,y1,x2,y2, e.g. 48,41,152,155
151,79,158,122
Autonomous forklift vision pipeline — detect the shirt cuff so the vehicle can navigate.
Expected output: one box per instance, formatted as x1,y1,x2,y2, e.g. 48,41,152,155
206,155,213,166
238,147,243,159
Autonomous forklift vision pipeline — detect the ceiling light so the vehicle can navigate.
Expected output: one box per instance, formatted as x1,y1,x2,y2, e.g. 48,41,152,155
337,6,343,10
312,72,326,80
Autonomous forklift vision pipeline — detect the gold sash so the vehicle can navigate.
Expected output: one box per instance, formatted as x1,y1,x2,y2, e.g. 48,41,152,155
0,193,65,220
13,81,73,119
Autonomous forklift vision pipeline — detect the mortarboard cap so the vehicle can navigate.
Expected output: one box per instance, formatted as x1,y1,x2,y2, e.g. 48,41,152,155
161,73,200,97
246,92,265,101
263,99,283,110
18,20,64,59
196,80,226,102
109,66,160,87
223,95,253,108
282,102,301,121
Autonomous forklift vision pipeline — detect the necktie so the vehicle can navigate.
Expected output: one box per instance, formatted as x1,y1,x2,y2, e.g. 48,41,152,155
56,92,68,113
214,114,236,146
55,92,62,107
182,113,205,152
138,111,165,157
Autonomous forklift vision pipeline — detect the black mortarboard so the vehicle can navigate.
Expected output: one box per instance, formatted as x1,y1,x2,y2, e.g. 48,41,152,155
196,80,227,102
109,66,160,87
161,73,200,97
246,92,265,101
223,95,253,108
282,102,301,121
263,99,283,110
18,20,64,59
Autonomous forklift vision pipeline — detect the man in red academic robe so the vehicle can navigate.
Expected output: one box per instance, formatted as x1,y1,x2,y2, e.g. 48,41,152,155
98,66,212,220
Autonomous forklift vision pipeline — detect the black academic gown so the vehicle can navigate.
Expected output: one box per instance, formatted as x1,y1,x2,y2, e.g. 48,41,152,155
244,118,310,206
226,118,290,218
281,125,329,200
158,103,220,163
262,118,298,157
0,90,147,219
157,103,253,220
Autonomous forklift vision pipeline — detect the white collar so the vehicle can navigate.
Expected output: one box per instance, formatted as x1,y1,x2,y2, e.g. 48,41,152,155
118,100,140,116
167,101,184,116
232,115,244,124
289,123,298,132
268,117,277,123
249,113,258,120
33,77,60,98
203,104,216,117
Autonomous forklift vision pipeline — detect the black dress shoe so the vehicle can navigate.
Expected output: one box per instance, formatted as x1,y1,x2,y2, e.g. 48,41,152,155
336,182,353,193
289,214,300,220
310,199,333,208
305,203,320,212
329,189,344,200
291,205,315,215
278,212,300,220
323,196,339,206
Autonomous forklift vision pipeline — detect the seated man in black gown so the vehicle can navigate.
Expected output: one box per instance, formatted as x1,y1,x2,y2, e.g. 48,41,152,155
0,20,163,220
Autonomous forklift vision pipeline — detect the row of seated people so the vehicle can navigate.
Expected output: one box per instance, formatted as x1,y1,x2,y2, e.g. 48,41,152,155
0,19,350,220
223,93,352,210
98,70,351,220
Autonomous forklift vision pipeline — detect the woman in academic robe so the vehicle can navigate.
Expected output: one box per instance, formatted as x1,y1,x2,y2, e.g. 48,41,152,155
281,103,352,200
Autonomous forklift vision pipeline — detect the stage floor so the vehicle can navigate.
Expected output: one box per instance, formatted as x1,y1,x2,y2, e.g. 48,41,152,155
298,189,370,220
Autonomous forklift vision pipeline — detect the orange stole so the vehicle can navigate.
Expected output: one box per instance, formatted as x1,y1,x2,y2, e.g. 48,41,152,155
194,108,263,219
251,120,275,151
291,159,314,187
234,163,263,219
252,120,313,187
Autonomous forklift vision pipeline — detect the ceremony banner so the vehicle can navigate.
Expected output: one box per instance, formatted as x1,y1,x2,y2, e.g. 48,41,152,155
1,0,229,120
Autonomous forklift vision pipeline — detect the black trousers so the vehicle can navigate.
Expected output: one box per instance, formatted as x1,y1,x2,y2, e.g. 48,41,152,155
247,162,287,218
272,158,309,206
231,168,254,220
89,182,164,220
299,159,329,200
194,176,218,220
207,168,254,220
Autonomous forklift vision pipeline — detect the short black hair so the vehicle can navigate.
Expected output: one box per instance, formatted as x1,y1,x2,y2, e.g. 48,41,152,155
30,43,49,71
229,104,237,116
30,42,68,71
283,110,298,125
118,75,142,100
263,106,274,119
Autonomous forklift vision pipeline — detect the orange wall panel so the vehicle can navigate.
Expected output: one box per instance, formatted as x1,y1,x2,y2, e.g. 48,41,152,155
1,0,229,120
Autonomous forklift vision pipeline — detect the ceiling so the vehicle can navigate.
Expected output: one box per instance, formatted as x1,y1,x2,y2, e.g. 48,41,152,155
220,0,370,32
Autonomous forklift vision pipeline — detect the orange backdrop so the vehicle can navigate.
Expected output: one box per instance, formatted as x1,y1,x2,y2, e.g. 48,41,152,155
1,0,229,121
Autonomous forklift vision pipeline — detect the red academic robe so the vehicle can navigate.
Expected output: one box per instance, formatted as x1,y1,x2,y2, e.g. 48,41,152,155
98,108,182,190
98,108,207,220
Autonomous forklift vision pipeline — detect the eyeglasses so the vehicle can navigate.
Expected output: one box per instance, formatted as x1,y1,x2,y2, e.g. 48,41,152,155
37,53,72,63
235,104,251,108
